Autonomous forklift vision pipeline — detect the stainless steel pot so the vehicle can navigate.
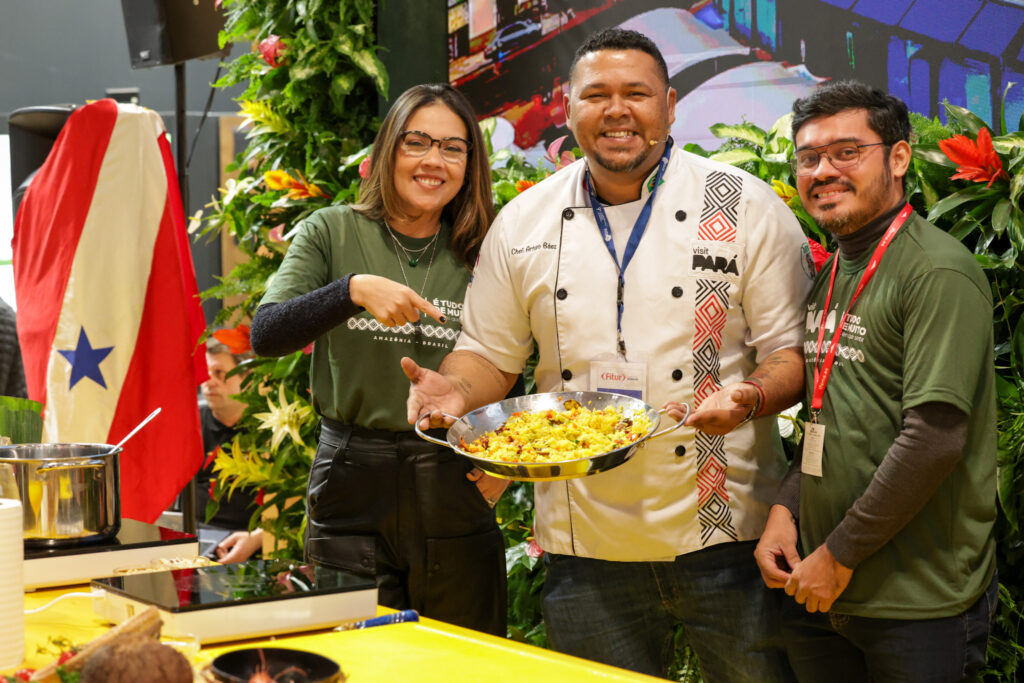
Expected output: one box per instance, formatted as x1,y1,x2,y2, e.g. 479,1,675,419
415,391,689,481
0,443,121,547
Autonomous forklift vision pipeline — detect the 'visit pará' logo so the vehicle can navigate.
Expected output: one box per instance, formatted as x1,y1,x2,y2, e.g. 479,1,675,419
692,253,739,275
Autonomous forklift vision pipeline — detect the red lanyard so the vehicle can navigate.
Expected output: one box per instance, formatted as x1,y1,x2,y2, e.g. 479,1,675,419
811,203,912,413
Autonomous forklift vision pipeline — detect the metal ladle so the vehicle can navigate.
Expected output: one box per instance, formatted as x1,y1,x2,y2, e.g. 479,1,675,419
109,407,162,453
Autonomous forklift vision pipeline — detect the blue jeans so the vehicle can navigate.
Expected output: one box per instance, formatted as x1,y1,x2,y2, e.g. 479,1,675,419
781,572,998,682
541,541,795,682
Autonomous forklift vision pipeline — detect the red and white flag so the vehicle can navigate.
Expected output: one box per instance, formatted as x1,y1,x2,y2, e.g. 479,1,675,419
13,98,208,523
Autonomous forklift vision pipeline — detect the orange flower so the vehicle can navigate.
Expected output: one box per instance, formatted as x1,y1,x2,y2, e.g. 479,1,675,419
263,169,328,200
213,324,251,355
938,127,1009,187
515,179,536,193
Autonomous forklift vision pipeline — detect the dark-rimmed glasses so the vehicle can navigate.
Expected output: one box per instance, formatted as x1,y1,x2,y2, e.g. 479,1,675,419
790,142,888,176
399,130,471,163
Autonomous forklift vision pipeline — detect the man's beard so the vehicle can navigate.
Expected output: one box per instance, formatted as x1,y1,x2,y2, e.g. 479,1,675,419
810,166,893,236
590,144,655,174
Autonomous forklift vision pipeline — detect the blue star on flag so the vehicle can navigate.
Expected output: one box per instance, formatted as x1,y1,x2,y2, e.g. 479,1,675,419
58,327,114,389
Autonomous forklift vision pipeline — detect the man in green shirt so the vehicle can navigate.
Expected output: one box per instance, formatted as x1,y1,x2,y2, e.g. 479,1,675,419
754,81,997,681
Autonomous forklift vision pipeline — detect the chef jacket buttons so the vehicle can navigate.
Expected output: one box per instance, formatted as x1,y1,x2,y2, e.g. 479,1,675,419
671,286,683,298
562,208,575,220
556,288,568,300
671,369,683,381
562,369,573,381
675,445,687,457
675,210,687,222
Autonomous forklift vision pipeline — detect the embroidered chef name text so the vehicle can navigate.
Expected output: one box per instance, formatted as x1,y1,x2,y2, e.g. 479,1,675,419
511,242,557,256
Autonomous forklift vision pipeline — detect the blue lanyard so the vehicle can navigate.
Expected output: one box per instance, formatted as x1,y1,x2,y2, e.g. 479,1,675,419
584,139,672,358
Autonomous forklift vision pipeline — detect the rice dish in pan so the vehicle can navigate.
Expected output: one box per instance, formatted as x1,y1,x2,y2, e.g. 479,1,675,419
460,404,653,463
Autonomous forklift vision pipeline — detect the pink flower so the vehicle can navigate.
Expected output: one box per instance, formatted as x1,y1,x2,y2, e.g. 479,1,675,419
358,156,372,179
302,342,314,355
545,135,575,170
258,35,286,68
268,224,285,242
526,538,545,559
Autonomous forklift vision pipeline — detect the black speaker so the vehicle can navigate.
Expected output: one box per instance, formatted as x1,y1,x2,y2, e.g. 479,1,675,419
9,105,77,218
120,0,226,69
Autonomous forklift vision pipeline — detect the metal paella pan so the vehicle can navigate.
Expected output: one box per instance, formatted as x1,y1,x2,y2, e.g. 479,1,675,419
414,391,689,482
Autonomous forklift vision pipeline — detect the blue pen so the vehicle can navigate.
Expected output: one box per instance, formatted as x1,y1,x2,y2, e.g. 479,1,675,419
334,609,419,631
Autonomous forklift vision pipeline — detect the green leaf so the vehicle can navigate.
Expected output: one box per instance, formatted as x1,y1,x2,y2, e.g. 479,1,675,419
709,148,762,165
992,131,1024,155
926,185,991,222
709,122,767,147
944,102,988,136
993,199,1012,235
682,142,708,157
912,144,956,169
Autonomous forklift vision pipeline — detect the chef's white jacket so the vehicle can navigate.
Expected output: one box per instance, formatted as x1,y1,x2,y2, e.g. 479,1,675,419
457,147,814,561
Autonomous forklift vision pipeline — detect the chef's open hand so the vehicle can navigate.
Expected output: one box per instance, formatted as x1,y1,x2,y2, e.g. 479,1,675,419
350,274,445,328
466,467,510,508
216,529,264,564
684,382,759,435
403,357,468,430
785,543,853,613
754,505,802,588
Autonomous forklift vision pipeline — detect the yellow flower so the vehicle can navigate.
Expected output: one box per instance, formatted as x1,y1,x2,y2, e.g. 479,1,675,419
263,169,329,200
253,383,313,452
771,179,798,205
264,170,296,191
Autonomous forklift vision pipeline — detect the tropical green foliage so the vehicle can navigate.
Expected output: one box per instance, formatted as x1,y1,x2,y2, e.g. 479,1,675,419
196,0,384,558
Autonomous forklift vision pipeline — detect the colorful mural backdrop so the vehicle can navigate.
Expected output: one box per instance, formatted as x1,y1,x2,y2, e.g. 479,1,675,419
447,0,1024,158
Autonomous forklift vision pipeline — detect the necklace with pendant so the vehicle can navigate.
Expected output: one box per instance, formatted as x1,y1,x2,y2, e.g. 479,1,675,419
385,221,439,267
387,224,439,335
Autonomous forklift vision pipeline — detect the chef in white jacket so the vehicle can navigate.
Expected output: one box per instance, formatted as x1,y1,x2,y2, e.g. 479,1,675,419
404,28,811,682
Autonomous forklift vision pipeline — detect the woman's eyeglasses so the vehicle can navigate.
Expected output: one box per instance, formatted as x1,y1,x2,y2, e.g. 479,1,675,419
399,130,471,163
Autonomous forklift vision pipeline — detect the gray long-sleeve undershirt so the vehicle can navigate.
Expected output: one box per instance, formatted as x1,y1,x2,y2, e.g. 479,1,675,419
776,402,967,569
249,273,363,357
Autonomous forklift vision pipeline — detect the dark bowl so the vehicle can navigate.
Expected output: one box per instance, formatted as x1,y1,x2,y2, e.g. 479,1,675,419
209,647,343,683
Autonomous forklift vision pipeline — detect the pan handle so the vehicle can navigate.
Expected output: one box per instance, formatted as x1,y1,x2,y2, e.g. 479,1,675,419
647,403,691,441
413,413,460,448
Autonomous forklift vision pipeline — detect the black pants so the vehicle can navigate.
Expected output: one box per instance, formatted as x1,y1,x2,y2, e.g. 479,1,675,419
304,419,507,636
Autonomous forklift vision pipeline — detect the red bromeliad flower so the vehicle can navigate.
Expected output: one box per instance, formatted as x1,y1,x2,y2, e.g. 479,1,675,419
213,324,252,355
258,35,286,68
938,127,1009,187
358,156,372,179
807,239,830,274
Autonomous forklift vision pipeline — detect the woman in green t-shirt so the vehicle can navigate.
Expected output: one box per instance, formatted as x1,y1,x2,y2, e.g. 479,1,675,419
250,84,508,635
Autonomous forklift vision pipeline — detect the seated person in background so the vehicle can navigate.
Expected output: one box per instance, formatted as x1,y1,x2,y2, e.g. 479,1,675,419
196,338,260,559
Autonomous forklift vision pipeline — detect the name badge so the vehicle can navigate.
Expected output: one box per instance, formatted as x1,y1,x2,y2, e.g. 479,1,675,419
589,360,647,401
802,422,825,477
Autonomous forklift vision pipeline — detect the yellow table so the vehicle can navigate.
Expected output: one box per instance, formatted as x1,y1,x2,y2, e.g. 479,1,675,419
10,585,662,682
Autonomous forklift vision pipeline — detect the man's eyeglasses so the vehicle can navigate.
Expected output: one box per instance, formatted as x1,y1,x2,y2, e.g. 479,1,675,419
399,130,471,163
790,142,888,176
